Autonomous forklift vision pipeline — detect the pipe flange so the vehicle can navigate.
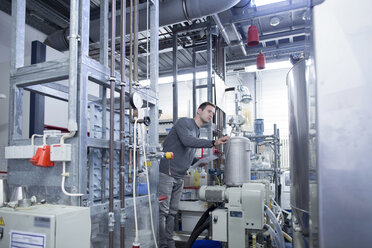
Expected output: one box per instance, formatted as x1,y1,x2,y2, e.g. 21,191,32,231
182,0,192,24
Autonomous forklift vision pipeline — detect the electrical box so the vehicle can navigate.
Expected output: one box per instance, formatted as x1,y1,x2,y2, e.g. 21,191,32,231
241,183,265,229
212,209,227,242
50,144,71,161
0,204,91,248
5,145,36,159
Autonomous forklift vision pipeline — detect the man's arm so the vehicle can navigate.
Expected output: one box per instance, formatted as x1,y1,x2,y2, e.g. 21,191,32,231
175,119,213,148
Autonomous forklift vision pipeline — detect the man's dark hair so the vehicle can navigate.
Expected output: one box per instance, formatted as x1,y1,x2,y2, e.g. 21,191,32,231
198,102,216,111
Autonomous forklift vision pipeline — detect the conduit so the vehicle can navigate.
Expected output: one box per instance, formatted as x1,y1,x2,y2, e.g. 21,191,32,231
119,0,126,247
108,0,116,247
45,0,242,51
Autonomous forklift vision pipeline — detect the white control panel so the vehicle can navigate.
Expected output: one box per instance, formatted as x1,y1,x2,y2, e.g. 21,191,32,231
0,204,90,248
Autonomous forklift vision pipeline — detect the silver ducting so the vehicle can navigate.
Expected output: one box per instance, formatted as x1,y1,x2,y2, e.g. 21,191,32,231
45,0,242,51
224,136,251,186
286,59,309,235
212,14,231,45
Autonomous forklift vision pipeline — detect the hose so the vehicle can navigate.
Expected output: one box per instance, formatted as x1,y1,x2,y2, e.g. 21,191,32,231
265,224,282,248
185,217,211,248
190,204,217,235
283,231,292,243
133,118,139,244
141,124,158,248
265,205,285,248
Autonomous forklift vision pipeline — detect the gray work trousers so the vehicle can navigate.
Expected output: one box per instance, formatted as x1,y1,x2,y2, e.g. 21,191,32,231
159,172,184,248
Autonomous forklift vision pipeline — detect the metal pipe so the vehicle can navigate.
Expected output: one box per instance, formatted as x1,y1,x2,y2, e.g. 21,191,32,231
192,44,196,117
108,0,116,247
45,0,242,51
134,0,139,85
120,0,127,247
212,14,230,45
172,30,178,123
206,22,213,102
230,23,247,56
273,124,279,204
67,0,78,133
99,0,109,205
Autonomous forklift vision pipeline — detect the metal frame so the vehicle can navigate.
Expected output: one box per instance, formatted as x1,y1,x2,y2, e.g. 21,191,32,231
7,0,160,246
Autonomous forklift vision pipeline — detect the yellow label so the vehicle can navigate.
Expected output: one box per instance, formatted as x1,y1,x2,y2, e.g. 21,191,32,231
146,161,152,167
0,216,4,226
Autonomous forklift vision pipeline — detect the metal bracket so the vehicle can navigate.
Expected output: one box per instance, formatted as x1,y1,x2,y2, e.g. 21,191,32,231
120,208,127,225
108,212,116,231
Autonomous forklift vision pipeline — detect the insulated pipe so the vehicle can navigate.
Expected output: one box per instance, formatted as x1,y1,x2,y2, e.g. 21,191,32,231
45,0,242,51
108,0,116,247
119,1,126,247
212,14,231,45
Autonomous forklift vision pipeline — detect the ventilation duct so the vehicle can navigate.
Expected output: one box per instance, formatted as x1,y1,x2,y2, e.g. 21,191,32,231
45,0,242,51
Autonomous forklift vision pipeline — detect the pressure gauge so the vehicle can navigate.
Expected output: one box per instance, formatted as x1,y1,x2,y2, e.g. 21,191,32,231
129,92,143,109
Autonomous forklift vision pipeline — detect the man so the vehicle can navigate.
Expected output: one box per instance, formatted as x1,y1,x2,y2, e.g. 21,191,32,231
158,102,230,248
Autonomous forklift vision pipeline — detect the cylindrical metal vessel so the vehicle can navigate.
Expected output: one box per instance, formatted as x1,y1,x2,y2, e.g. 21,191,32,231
224,136,251,186
287,59,309,234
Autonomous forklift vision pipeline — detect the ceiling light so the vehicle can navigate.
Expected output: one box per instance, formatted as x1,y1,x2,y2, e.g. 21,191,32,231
139,71,209,86
245,60,292,72
255,0,286,7
270,17,280,27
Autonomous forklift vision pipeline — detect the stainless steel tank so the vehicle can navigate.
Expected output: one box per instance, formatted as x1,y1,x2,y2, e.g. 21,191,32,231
224,136,251,186
287,59,309,234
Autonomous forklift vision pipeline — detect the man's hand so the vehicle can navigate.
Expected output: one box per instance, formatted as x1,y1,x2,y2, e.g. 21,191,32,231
215,136,230,146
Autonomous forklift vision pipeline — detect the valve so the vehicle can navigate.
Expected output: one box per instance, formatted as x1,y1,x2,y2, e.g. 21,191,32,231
165,152,174,160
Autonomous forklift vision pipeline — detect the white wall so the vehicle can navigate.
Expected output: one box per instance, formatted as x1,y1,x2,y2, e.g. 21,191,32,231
257,68,290,137
226,68,290,138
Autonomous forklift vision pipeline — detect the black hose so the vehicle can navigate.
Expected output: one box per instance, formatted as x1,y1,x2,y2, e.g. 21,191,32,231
190,204,217,235
185,217,211,248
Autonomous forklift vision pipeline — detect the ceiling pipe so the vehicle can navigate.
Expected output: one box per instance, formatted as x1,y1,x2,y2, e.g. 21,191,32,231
212,14,231,45
45,0,242,51
230,23,247,56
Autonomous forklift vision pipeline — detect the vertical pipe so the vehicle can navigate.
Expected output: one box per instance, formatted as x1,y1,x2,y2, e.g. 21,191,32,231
172,29,178,123
134,0,139,84
109,0,116,247
128,0,133,184
222,47,226,81
68,0,79,132
206,22,213,103
99,0,109,204
254,73,257,119
274,124,279,204
120,0,126,247
149,0,160,243
192,44,196,117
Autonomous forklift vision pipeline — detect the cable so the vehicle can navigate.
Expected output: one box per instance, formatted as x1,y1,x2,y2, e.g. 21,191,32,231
141,124,158,248
133,118,139,244
61,162,83,197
